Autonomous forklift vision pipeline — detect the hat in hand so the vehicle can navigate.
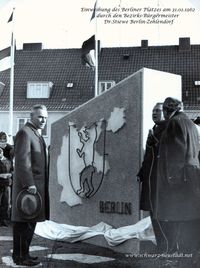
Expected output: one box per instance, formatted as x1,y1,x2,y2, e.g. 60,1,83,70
16,189,42,220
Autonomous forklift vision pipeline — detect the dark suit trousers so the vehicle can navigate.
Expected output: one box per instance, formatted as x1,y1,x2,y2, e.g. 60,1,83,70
154,219,200,254
13,222,36,260
0,185,9,220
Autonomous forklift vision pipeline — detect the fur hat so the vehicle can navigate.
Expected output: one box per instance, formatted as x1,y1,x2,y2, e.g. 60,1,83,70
163,97,183,113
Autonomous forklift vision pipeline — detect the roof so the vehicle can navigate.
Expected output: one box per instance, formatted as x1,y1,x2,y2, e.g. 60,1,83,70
0,43,200,111
0,49,94,111
99,45,200,110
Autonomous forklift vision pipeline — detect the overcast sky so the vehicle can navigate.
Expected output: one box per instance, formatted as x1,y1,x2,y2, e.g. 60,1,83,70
0,0,200,49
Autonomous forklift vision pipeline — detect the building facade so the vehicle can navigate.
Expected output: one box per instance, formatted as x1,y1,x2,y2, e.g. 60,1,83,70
0,38,199,144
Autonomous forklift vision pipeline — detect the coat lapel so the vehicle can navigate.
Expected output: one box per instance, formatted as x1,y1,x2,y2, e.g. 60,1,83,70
25,122,47,150
25,122,48,177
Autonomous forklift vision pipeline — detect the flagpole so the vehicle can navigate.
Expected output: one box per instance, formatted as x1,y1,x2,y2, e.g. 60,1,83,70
94,1,98,97
9,8,15,139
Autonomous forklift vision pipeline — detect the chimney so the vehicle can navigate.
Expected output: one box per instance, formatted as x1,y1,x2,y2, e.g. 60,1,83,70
179,37,190,51
141,40,148,49
23,43,43,51
123,53,130,60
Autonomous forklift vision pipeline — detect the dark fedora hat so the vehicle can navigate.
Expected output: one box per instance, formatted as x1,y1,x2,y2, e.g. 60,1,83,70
16,189,42,220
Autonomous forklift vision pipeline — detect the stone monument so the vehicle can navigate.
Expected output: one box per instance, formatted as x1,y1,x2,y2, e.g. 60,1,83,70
49,68,181,253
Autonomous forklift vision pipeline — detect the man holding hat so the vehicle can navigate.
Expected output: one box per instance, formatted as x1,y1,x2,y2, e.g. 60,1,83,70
154,97,200,256
11,104,49,266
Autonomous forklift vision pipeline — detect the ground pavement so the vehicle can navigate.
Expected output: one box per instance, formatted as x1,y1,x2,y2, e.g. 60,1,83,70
0,224,199,268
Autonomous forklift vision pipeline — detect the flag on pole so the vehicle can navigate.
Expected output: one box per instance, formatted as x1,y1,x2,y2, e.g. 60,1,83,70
0,12,14,72
90,0,97,21
81,35,95,69
7,11,13,23
0,47,12,72
81,0,100,96
7,8,15,138
81,0,99,70
0,47,10,59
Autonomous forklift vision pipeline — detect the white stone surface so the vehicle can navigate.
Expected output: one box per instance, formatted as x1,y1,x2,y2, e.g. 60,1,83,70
29,246,49,252
10,246,49,253
2,256,42,267
47,253,115,264
0,236,13,241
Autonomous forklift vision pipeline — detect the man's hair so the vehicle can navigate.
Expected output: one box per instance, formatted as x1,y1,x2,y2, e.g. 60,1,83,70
154,102,163,109
30,104,47,116
31,104,47,112
155,102,163,106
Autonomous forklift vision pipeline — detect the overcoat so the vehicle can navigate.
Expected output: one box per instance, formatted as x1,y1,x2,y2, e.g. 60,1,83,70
138,123,165,211
11,122,49,222
154,111,200,221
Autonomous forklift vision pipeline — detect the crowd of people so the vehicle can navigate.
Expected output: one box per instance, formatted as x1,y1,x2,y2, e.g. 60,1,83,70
0,131,14,227
138,97,200,257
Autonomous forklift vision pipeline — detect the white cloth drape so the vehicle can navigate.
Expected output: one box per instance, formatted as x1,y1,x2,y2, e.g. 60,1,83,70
35,216,155,246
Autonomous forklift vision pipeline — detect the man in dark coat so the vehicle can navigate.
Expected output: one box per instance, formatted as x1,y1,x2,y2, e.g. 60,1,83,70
137,103,166,252
154,97,200,255
11,104,49,266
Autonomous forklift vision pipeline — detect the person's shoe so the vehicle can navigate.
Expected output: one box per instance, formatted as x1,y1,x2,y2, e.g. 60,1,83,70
0,220,8,227
14,258,40,266
12,256,21,264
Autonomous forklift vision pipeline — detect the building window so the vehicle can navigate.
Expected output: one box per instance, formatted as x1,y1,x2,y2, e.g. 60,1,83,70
98,81,115,94
17,118,29,131
66,82,74,88
17,118,47,137
27,82,53,98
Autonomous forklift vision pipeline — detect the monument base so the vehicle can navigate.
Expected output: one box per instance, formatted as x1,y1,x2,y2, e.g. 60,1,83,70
83,237,139,254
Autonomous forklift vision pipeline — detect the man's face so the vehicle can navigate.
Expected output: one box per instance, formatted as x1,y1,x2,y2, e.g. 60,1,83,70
31,108,48,130
152,104,164,124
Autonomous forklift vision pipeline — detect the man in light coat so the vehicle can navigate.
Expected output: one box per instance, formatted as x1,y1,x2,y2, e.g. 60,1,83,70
11,104,49,266
154,97,200,255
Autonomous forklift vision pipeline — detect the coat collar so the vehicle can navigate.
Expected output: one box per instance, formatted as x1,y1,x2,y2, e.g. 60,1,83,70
169,111,186,120
25,122,42,140
26,122,47,150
